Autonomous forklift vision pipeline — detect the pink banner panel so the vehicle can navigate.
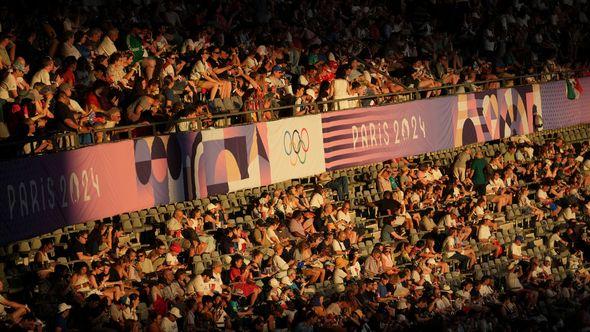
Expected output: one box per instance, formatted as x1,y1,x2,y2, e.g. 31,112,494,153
0,141,146,244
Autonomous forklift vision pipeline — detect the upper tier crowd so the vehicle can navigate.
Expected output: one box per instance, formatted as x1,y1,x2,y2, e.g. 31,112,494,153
0,0,589,154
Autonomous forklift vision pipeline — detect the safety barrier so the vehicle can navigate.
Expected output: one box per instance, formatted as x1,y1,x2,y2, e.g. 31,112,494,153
0,70,583,160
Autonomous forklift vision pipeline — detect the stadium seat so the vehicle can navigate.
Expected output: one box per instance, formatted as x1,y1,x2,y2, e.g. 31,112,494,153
30,238,42,251
18,241,30,254
122,219,134,233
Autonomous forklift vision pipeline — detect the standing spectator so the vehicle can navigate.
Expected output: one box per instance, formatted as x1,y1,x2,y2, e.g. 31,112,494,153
453,149,471,182
471,151,488,194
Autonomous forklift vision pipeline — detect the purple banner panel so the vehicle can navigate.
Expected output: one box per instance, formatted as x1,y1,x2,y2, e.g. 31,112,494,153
0,141,148,244
321,98,456,170
189,123,272,198
454,84,541,147
541,77,590,130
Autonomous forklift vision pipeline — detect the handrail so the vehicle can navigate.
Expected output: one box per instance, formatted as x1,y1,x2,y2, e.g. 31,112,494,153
0,69,583,160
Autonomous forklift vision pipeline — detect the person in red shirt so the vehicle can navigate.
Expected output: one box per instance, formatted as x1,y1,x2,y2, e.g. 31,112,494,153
58,56,77,86
85,80,112,112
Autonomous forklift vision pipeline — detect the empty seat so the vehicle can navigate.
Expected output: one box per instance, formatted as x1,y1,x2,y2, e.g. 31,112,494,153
30,238,42,251
18,241,31,253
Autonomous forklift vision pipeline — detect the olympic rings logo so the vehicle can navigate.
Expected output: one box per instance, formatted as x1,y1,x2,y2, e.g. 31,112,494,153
283,128,310,165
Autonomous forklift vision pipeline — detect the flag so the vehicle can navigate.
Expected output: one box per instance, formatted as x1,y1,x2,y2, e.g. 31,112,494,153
566,78,583,100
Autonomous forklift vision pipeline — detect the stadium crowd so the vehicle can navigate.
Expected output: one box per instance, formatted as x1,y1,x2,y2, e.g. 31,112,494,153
2,128,590,331
0,0,588,153
1,0,590,331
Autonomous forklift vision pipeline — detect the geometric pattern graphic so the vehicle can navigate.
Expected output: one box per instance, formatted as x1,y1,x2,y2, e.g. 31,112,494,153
454,84,542,147
133,136,184,205
191,124,271,198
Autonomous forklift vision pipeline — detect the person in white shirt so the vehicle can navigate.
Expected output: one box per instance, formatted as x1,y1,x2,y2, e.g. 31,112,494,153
485,172,512,212
272,245,290,278
165,243,184,270
166,209,185,236
161,307,182,332
548,229,568,255
336,202,352,225
98,28,119,56
186,271,212,296
518,187,545,222
434,288,453,314
31,57,55,86
209,262,225,294
477,216,502,257
510,236,527,261
333,257,349,293
531,257,552,281
332,231,349,256
505,262,524,291
472,199,486,219
429,164,444,181
309,185,326,210
559,205,577,221
61,31,82,59
137,250,155,274
0,59,27,101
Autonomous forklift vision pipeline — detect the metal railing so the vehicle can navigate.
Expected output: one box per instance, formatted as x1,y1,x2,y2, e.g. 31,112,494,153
0,70,583,160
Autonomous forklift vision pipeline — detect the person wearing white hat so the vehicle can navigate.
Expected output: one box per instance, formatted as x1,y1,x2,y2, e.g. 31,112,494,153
161,307,182,332
204,202,224,230
56,303,72,331
531,257,553,281
206,203,217,212
433,286,453,314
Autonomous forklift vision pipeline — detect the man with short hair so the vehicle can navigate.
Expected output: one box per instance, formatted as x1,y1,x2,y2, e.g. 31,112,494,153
70,231,94,261
98,28,119,56
31,56,55,86
53,91,81,133
503,145,517,163
288,211,315,237
167,209,185,237
186,269,213,296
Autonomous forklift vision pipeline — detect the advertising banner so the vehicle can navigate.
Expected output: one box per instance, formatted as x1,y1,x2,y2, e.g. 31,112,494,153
454,84,542,146
321,98,455,170
2,78,590,244
191,124,272,198
541,77,590,130
267,114,326,183
0,141,146,244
